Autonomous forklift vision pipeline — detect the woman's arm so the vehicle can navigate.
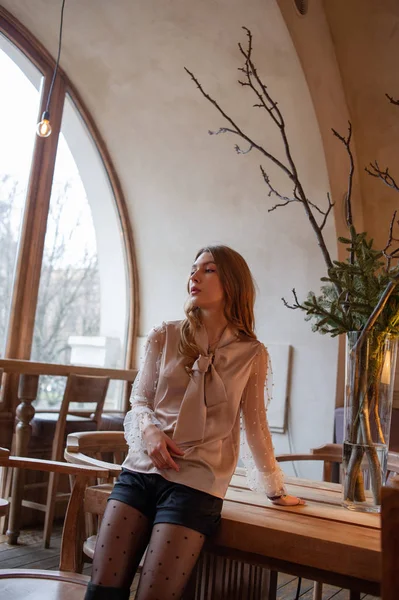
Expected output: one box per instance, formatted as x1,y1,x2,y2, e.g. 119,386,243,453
124,324,165,446
241,345,304,506
124,324,183,470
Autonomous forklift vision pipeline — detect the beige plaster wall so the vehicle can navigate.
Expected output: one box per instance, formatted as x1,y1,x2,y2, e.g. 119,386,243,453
3,0,341,476
324,0,399,252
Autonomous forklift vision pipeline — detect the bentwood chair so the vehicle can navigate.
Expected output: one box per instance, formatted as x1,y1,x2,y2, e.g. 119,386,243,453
0,446,109,599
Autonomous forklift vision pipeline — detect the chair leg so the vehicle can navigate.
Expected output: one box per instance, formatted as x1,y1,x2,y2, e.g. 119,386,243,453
43,470,60,548
349,592,361,600
312,581,323,600
0,466,12,534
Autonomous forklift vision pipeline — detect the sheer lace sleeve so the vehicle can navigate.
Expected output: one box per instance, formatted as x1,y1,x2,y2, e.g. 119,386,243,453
240,344,286,497
123,324,166,452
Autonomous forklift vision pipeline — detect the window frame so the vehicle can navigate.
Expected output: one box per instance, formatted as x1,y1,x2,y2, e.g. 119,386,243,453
0,6,138,413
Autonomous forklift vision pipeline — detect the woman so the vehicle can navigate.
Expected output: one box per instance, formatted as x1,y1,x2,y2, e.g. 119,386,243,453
85,245,304,600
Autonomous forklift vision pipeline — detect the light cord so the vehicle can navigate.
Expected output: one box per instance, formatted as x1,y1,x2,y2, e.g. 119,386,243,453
45,0,66,114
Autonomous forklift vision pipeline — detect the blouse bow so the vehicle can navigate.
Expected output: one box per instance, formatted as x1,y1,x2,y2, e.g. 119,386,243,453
173,352,228,446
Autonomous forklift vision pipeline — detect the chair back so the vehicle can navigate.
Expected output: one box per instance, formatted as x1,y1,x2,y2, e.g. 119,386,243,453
382,475,399,600
311,443,399,482
53,375,109,461
276,444,342,482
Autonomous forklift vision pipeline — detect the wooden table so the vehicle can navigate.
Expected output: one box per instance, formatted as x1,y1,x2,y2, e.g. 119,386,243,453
0,359,136,544
214,472,381,597
82,471,381,598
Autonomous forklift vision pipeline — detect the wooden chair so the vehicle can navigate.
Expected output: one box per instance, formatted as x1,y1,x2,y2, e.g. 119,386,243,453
0,446,109,599
309,442,399,481
64,430,127,562
65,431,127,563
3,373,110,548
381,475,399,600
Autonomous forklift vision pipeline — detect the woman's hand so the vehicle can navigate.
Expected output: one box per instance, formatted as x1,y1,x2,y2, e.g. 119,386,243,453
269,494,305,506
143,424,185,471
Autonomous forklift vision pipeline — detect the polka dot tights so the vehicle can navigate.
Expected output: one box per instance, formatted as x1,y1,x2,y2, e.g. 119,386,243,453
87,500,205,600
135,522,205,599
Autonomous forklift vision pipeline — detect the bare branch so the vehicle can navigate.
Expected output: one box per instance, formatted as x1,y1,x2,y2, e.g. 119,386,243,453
354,276,399,353
332,123,354,228
365,161,399,192
282,289,303,310
208,128,255,154
236,28,337,273
386,93,399,106
209,127,239,137
319,193,335,231
185,27,338,278
184,67,293,178
260,166,295,205
237,28,283,129
269,200,291,213
235,143,254,155
382,210,399,271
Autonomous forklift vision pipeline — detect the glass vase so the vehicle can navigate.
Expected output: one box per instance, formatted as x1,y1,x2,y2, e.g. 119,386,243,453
343,331,398,513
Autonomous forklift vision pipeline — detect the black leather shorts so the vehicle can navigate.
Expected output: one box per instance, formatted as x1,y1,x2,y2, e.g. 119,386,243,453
108,469,223,537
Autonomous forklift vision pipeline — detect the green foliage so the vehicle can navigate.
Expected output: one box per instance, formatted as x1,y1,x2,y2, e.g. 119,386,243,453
297,227,399,337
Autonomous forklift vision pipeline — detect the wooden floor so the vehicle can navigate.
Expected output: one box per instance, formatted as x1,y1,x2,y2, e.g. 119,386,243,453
0,525,380,600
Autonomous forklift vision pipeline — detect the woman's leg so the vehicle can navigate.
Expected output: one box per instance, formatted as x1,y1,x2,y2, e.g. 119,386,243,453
85,499,152,599
135,523,205,600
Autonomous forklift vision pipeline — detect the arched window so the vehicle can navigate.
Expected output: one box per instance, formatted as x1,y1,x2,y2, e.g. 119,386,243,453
0,9,137,410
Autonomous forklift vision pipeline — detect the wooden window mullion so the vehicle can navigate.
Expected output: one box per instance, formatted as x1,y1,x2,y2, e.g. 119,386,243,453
1,77,66,412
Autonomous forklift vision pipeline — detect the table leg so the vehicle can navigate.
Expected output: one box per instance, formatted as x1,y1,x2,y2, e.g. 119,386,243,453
313,581,323,600
6,374,38,544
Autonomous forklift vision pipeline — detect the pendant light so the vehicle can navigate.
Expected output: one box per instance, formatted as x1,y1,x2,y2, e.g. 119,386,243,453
36,0,66,138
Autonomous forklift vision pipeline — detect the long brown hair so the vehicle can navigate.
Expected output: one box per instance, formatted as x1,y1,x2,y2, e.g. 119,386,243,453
179,245,257,362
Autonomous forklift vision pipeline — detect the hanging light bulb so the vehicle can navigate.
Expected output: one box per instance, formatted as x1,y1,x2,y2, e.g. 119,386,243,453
36,0,66,138
36,111,52,138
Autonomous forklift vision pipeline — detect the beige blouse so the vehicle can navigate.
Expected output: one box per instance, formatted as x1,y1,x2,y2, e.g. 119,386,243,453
123,321,285,499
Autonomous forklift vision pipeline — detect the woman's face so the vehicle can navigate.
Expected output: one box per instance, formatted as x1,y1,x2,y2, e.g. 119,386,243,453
189,251,225,310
